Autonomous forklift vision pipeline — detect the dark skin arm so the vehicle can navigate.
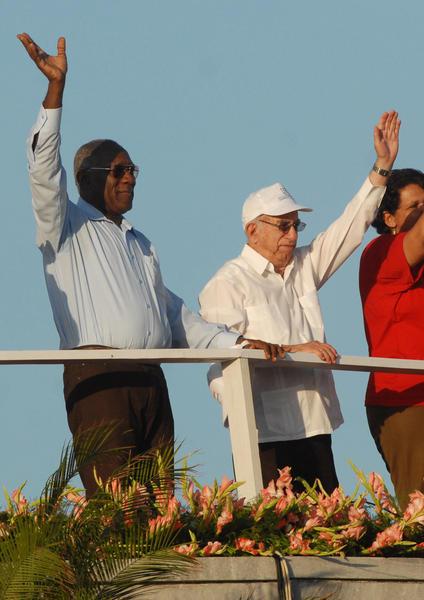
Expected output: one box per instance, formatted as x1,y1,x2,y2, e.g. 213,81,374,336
236,336,285,361
17,33,67,108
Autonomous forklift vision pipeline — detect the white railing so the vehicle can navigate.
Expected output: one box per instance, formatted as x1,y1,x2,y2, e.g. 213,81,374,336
2,348,424,499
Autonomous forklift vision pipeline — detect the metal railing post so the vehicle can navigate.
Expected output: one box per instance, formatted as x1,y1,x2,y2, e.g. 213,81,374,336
222,357,263,501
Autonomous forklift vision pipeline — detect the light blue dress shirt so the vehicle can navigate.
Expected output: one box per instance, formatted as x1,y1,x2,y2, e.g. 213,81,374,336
27,107,238,351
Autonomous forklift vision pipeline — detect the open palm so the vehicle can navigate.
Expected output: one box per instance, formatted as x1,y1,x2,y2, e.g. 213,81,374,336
17,33,67,82
374,110,400,166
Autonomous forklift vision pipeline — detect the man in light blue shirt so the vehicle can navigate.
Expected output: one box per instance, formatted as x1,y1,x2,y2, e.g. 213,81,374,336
19,33,284,495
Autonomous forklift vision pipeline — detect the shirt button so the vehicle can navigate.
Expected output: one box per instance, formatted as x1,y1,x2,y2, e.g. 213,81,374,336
147,305,151,309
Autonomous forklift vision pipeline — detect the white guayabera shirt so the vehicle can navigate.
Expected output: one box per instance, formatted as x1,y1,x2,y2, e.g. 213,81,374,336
199,178,386,443
27,107,238,351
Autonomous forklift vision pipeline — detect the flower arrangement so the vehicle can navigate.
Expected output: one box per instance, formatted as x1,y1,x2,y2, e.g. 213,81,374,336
166,465,424,558
1,457,423,598
6,464,422,561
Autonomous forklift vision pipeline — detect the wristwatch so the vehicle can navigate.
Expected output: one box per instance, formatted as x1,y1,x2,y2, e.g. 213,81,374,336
372,163,391,177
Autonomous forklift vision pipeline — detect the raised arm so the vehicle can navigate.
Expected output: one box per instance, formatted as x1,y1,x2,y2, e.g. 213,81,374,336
18,34,69,251
369,111,401,186
17,33,67,107
307,110,401,288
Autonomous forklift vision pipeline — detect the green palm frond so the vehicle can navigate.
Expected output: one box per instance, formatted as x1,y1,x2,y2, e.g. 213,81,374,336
0,517,75,599
40,424,129,513
90,548,193,600
109,442,193,487
0,436,196,598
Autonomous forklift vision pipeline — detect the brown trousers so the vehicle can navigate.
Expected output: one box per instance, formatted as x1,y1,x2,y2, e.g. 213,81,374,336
259,434,339,494
64,361,174,497
367,404,424,510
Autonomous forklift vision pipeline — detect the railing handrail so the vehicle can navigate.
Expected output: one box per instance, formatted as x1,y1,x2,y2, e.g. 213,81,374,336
0,348,423,374
4,347,421,499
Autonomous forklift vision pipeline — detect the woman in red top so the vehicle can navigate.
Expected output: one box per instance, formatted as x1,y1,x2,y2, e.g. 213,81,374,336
360,168,424,509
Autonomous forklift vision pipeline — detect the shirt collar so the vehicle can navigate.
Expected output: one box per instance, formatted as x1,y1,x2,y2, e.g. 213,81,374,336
241,244,295,277
77,198,134,231
241,244,272,276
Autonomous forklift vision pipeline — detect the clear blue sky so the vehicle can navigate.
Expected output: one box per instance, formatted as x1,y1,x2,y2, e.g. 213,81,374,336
0,0,422,500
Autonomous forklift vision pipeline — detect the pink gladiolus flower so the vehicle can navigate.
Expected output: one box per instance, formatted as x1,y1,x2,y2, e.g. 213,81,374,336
109,477,122,497
257,542,266,554
175,543,199,556
261,480,277,499
167,496,181,517
341,525,366,541
348,502,368,523
148,515,169,534
175,543,198,556
198,485,216,519
403,491,424,526
235,537,260,555
219,476,233,495
316,488,344,519
216,508,233,534
201,485,213,503
317,530,345,549
252,496,275,521
370,523,403,551
289,531,310,553
275,495,290,514
303,516,323,531
201,541,223,556
276,467,293,492
318,530,335,543
148,496,181,534
368,472,396,512
11,488,28,514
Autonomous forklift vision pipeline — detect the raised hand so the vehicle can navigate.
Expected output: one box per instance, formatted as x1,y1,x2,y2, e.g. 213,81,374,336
17,33,67,82
17,33,67,108
373,110,401,170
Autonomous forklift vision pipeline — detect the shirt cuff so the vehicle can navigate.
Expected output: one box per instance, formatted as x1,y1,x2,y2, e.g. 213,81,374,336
365,174,387,190
233,339,250,348
32,105,62,136
209,330,240,349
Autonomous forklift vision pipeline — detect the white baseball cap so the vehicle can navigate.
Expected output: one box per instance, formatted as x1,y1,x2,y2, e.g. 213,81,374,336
242,182,312,228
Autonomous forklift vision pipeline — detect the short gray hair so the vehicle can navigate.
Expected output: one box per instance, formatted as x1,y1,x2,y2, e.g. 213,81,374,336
73,139,126,189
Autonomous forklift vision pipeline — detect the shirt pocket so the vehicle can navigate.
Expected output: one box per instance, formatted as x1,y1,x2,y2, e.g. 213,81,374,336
298,290,324,337
245,303,285,343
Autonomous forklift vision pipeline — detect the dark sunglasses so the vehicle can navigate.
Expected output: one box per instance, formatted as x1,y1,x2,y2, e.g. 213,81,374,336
258,218,306,234
84,164,140,179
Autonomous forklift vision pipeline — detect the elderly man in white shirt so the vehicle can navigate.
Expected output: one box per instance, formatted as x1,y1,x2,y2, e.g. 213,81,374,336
199,111,400,492
18,33,284,497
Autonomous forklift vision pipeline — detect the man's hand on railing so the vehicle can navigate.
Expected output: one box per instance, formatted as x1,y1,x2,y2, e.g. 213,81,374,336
236,336,285,362
284,340,338,364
